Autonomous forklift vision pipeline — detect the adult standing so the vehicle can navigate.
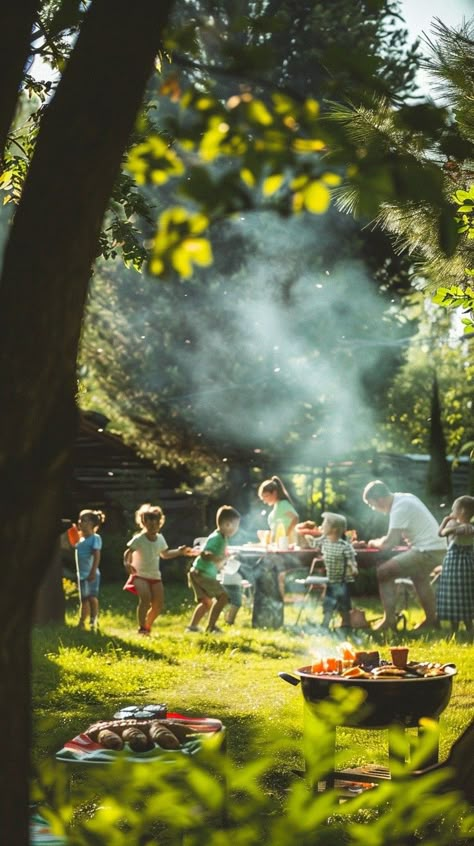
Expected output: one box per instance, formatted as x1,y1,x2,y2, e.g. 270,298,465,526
253,476,299,628
258,475,299,543
362,480,446,631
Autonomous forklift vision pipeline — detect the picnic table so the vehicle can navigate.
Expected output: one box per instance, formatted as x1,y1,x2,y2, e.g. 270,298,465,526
227,545,316,628
351,545,409,568
227,544,411,629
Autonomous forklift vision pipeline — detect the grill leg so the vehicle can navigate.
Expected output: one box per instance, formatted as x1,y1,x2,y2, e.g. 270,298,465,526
417,720,440,768
388,721,440,773
303,706,336,791
388,725,410,769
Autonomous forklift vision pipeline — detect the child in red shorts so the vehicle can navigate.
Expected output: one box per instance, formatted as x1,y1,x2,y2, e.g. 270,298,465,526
124,503,192,635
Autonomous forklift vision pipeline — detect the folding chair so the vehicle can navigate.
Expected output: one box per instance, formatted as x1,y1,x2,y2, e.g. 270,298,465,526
394,567,442,630
295,556,329,624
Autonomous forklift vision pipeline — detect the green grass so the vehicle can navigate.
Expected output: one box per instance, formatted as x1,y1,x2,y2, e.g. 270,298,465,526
32,582,474,777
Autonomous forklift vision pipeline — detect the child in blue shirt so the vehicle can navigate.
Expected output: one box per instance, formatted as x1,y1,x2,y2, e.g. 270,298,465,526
72,509,105,631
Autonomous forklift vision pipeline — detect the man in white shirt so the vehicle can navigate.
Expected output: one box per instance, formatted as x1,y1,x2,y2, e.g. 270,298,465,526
362,480,447,632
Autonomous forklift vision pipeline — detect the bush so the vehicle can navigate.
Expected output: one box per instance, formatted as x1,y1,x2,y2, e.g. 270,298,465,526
32,693,474,846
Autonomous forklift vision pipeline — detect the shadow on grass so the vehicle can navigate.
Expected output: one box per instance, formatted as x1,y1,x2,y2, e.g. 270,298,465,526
34,621,182,663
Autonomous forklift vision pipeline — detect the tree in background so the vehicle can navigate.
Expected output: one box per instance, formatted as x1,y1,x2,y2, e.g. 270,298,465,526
78,0,423,484
334,18,474,331
378,295,473,476
0,3,468,841
426,374,452,502
170,0,420,100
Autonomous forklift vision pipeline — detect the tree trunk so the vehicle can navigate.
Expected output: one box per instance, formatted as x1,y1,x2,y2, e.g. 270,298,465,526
33,540,66,625
0,2,40,156
426,376,452,504
0,2,175,842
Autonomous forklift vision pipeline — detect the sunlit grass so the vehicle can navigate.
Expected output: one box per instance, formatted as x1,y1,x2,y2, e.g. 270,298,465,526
32,583,474,778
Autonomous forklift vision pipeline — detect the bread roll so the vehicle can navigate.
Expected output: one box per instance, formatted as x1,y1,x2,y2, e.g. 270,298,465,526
121,727,150,751
148,722,181,749
160,720,199,743
87,718,153,740
97,729,124,750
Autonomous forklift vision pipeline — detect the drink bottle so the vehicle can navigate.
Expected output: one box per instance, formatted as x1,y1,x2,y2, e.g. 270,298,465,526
275,520,288,550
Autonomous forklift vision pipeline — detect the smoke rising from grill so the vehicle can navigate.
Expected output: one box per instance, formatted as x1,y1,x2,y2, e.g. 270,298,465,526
85,211,409,470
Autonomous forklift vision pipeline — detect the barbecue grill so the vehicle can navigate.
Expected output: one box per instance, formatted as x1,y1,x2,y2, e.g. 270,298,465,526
279,665,457,787
280,664,456,728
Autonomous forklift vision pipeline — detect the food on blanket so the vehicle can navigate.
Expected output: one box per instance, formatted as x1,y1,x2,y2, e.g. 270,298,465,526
148,722,181,749
87,718,149,740
86,717,204,749
121,727,150,752
162,720,200,743
97,729,124,750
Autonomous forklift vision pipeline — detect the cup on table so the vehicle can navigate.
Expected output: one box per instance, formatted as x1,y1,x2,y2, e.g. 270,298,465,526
390,647,409,669
257,530,271,547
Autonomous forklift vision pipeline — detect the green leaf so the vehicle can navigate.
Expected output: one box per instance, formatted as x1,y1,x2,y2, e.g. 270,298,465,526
262,173,284,196
272,93,296,115
246,99,273,126
453,187,474,203
171,237,212,277
303,181,331,214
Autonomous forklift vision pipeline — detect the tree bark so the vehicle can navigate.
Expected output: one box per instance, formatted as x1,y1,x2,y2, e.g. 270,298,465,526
0,1,175,842
33,540,65,625
427,375,452,503
0,2,40,157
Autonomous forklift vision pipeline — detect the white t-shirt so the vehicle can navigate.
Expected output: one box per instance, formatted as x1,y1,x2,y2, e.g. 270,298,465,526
389,494,447,552
127,531,168,579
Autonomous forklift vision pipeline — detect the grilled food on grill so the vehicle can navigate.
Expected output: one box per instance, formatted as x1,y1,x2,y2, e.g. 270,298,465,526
341,666,372,679
372,666,407,677
306,649,454,680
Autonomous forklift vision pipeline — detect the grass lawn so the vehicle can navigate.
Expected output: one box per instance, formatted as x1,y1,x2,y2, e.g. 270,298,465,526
32,580,474,779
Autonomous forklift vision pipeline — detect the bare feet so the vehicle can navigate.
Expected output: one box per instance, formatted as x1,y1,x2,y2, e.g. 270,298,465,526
371,618,396,632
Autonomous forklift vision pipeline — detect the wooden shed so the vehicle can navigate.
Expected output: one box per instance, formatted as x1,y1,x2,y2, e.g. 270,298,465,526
65,410,206,542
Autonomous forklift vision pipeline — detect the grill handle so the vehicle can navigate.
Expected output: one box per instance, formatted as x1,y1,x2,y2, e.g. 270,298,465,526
278,672,300,687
